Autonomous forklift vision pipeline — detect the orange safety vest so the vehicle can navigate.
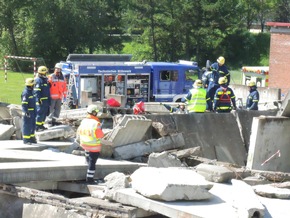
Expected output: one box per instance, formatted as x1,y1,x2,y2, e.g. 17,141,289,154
48,73,67,100
78,115,104,152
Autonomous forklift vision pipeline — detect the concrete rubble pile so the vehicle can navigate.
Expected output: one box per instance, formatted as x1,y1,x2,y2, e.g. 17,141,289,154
0,99,290,217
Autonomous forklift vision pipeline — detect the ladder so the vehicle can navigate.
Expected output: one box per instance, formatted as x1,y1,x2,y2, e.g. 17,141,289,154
62,68,77,110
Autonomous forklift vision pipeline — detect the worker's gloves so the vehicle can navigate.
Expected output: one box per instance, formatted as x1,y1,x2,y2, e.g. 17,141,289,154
38,99,42,105
22,112,30,118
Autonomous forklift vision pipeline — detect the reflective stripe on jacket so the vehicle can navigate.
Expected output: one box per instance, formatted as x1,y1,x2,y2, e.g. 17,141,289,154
187,88,207,112
48,73,67,100
78,115,104,152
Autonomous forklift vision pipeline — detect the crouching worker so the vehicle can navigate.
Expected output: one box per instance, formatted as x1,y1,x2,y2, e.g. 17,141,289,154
161,102,187,114
21,78,37,144
77,105,104,184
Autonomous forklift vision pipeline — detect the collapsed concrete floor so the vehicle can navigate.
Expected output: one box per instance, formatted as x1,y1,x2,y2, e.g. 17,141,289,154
1,103,290,217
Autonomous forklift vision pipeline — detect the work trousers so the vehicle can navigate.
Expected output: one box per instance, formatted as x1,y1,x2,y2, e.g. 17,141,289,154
22,112,36,143
48,99,62,121
36,100,50,127
85,151,100,180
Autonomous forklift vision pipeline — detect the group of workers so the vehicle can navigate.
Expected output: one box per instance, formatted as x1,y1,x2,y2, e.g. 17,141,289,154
21,64,103,184
21,64,67,145
162,56,260,114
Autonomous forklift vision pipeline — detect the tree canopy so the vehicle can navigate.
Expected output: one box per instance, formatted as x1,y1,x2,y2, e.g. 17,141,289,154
0,0,289,69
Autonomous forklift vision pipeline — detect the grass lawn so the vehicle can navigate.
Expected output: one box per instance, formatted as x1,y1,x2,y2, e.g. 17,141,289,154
0,70,34,105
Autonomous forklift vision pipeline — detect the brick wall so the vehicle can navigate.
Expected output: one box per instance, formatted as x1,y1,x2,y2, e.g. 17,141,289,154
269,27,290,97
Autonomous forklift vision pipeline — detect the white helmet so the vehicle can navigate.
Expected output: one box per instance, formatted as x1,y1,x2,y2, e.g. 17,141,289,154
55,63,62,69
87,105,99,114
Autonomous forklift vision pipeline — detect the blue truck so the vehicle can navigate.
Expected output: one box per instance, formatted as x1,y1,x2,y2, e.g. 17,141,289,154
60,54,200,108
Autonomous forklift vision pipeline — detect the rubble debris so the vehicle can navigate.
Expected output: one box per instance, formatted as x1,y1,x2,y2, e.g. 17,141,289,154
130,167,213,201
195,163,250,183
253,184,290,199
148,151,184,168
231,179,265,218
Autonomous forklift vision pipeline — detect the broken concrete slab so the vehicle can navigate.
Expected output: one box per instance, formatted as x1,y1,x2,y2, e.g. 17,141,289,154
231,179,265,218
114,187,239,218
101,171,131,201
104,115,152,147
146,113,247,166
195,163,250,183
148,151,183,167
130,167,213,201
0,123,15,140
247,116,290,172
253,184,290,199
23,204,87,218
113,133,185,160
35,125,75,141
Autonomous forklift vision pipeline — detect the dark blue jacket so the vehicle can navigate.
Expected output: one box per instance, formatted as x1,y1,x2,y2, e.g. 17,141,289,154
211,62,230,85
34,76,51,105
21,87,36,114
246,87,259,110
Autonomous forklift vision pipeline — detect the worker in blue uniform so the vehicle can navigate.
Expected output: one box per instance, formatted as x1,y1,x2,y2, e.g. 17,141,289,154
211,56,230,85
202,64,220,111
214,77,237,113
21,78,37,144
246,81,259,110
34,66,51,132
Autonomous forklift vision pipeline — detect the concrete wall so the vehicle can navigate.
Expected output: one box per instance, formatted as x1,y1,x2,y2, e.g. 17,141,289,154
0,193,31,218
231,84,281,106
247,116,290,172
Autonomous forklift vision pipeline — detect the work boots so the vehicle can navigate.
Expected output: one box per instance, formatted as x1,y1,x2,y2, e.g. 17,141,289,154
86,178,98,185
30,137,37,144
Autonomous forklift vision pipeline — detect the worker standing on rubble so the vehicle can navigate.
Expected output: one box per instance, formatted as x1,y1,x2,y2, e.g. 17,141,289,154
246,81,259,110
34,66,51,132
160,102,188,114
202,64,220,111
182,79,207,113
21,78,37,144
77,105,104,184
214,77,236,113
211,56,230,85
47,63,67,126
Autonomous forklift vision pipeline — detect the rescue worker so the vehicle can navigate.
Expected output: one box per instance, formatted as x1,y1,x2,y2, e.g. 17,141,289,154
182,79,207,113
161,102,188,114
214,77,237,113
34,66,51,132
202,64,220,111
211,56,230,85
246,81,259,110
77,105,104,184
47,63,67,126
21,78,37,144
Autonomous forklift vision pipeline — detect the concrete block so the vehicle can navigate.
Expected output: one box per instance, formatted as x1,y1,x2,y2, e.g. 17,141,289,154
0,124,14,140
253,184,290,199
13,116,22,140
148,151,183,167
35,125,75,141
105,115,152,146
130,167,213,201
113,133,185,160
231,179,265,218
195,163,249,183
247,116,290,172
